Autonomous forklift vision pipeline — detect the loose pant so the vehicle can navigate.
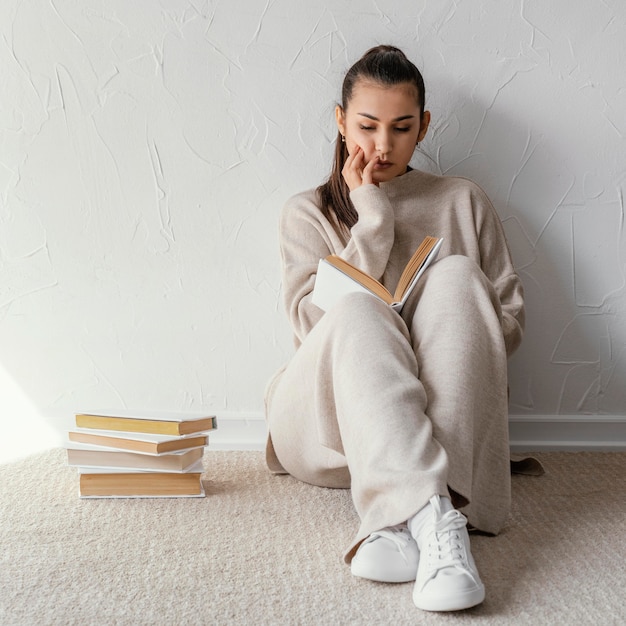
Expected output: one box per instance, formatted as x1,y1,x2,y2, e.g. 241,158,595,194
265,255,511,561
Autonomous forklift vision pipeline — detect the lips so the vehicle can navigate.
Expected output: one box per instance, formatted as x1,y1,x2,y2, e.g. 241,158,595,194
374,161,393,169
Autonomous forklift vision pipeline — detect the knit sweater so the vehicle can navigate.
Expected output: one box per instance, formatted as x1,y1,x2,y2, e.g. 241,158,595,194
279,169,524,355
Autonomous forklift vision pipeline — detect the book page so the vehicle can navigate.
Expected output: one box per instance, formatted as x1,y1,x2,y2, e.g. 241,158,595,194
394,236,440,300
396,238,444,308
313,237,443,313
312,258,388,311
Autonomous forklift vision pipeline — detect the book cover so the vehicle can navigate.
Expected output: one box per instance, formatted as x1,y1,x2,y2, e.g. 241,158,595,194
76,460,204,474
313,236,443,313
78,462,204,497
75,410,217,436
78,485,206,499
68,429,209,455
66,446,204,472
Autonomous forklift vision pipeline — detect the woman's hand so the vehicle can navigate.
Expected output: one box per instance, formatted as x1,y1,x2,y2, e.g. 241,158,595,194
342,145,379,191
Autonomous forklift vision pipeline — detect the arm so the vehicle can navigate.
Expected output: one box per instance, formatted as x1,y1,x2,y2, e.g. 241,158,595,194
471,184,525,356
339,144,395,277
280,187,395,346
493,271,525,356
340,184,395,277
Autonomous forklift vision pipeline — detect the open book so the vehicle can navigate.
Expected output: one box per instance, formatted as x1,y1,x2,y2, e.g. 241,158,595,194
312,236,443,313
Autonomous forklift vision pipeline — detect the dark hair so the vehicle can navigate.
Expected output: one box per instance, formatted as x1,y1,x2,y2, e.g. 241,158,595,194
317,45,426,232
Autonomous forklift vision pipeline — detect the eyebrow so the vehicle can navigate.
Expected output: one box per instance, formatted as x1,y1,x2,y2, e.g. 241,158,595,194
357,113,416,122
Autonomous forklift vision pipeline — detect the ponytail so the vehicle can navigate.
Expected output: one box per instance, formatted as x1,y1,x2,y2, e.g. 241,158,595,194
317,134,357,231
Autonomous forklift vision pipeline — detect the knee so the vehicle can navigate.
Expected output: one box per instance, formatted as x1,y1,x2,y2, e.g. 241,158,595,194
320,292,408,342
425,255,492,294
418,254,500,319
324,291,392,326
431,255,483,281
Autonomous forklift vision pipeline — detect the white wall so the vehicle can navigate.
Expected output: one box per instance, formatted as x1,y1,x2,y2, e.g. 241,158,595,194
1,1,625,459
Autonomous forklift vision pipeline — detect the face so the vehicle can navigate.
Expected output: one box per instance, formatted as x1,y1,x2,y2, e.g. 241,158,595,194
336,80,430,183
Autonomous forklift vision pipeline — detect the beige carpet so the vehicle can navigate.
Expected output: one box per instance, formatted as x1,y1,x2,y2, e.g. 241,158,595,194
1,449,624,625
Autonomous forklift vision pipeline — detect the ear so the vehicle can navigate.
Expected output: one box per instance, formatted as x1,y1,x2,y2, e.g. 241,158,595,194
335,105,346,137
417,111,431,143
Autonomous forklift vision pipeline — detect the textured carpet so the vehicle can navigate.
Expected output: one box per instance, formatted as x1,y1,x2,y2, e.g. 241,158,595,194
1,449,625,625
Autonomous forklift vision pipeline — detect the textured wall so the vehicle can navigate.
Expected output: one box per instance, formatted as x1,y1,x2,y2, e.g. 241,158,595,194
1,1,624,451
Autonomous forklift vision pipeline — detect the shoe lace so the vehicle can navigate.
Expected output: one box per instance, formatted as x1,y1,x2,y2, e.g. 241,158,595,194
369,524,413,564
421,510,474,579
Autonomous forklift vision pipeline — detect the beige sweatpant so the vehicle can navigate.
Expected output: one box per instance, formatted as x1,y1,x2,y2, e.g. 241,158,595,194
265,255,511,561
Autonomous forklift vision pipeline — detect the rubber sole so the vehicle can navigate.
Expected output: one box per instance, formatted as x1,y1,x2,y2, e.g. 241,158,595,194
413,583,485,611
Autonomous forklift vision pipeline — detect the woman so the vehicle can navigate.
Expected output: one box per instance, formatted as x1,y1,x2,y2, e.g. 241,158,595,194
264,45,524,612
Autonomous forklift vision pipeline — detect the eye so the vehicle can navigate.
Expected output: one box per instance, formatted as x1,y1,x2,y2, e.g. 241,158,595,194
359,125,375,131
395,127,411,133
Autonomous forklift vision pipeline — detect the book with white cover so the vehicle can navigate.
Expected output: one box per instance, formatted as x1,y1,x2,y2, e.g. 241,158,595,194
77,462,205,498
76,460,204,474
313,237,443,313
66,445,204,472
78,485,206,500
67,429,209,455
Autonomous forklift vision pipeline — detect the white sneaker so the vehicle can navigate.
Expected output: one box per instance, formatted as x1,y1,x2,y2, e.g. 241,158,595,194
410,496,485,611
351,524,419,583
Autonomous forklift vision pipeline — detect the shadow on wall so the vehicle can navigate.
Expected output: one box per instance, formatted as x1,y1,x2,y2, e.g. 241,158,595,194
411,82,624,415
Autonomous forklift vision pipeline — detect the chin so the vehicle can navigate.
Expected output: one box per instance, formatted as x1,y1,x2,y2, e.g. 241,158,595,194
374,168,402,183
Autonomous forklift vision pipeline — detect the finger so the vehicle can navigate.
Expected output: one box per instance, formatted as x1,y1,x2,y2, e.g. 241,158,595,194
342,145,370,191
342,148,357,178
345,145,364,170
361,155,379,185
342,166,362,191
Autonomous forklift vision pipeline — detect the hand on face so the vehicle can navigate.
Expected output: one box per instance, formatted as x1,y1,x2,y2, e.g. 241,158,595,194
336,81,430,192
341,145,380,191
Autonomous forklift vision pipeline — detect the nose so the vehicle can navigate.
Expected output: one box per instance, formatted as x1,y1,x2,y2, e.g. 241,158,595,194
375,130,392,157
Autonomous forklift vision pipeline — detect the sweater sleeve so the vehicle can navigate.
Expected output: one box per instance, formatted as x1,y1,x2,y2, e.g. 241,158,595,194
470,184,525,356
493,271,525,356
279,186,395,346
341,184,395,279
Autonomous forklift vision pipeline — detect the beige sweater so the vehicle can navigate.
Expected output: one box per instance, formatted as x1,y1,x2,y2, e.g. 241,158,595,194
279,169,524,354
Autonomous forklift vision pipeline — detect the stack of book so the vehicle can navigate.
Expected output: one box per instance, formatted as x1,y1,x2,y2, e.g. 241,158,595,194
65,411,217,498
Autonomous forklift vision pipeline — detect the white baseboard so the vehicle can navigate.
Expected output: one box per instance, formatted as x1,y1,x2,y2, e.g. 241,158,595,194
209,412,268,451
211,412,626,452
508,415,626,452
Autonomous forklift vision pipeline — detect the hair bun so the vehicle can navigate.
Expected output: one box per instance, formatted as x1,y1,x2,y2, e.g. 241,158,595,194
363,45,406,58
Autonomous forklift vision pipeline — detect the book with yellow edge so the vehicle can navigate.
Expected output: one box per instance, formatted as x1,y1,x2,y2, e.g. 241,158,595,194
313,236,443,313
75,411,217,436
78,462,204,498
68,429,208,455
